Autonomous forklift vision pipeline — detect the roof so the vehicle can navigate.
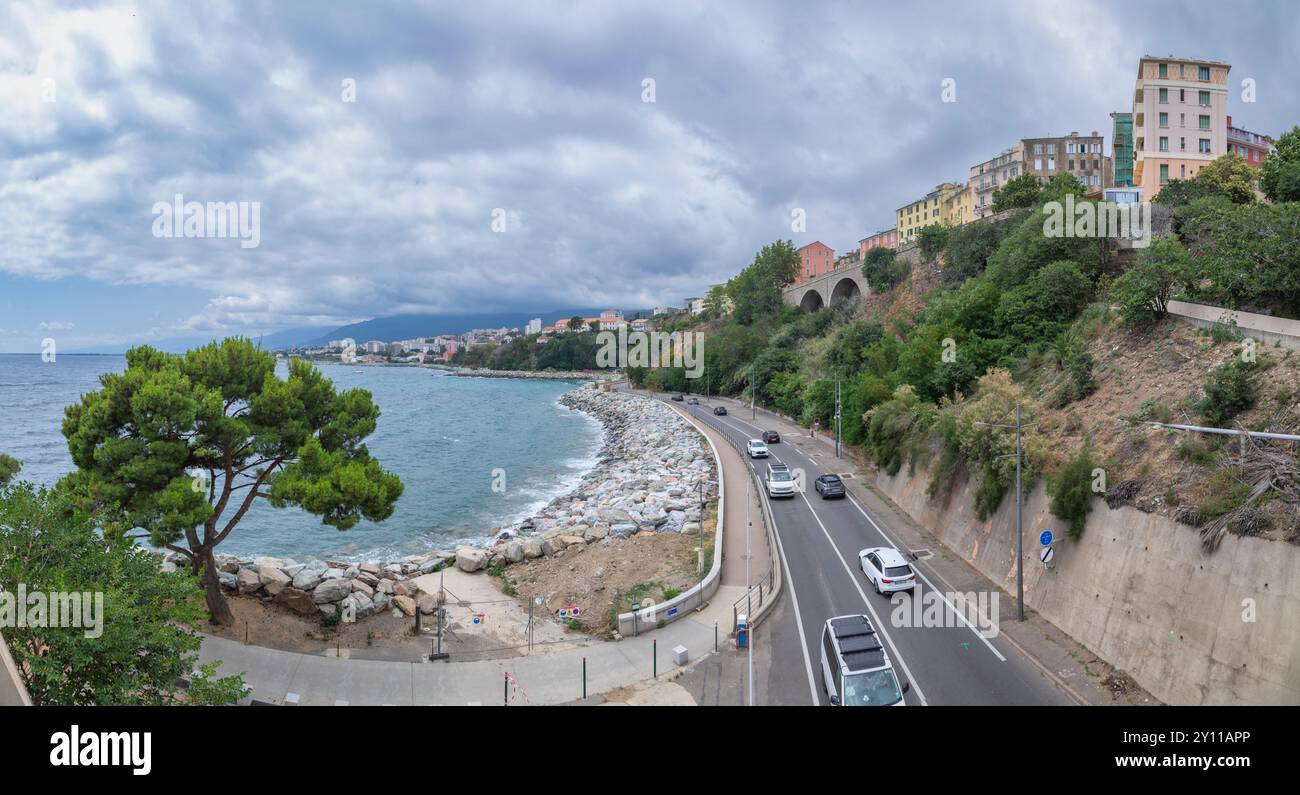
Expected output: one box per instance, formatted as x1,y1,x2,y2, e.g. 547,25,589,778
870,547,910,567
828,615,888,672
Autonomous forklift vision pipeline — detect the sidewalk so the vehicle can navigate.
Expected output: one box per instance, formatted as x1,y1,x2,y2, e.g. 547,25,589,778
704,394,1154,706
197,386,772,706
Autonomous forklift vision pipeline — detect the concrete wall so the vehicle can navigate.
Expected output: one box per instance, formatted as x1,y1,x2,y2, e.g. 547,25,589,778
0,631,32,706
875,466,1300,705
1166,300,1300,352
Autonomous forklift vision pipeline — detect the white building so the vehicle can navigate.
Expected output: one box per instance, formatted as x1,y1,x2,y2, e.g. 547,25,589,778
526,317,542,335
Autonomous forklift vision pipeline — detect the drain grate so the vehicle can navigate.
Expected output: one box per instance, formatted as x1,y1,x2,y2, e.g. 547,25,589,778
909,548,933,561
838,472,855,479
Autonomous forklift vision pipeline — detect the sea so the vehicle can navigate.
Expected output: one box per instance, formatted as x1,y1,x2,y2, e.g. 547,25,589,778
0,354,604,561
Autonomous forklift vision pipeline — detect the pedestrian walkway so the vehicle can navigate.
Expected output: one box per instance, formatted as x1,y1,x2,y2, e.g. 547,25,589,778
197,385,773,706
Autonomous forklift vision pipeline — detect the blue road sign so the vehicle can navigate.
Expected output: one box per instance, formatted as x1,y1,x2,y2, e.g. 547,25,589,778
1039,530,1053,546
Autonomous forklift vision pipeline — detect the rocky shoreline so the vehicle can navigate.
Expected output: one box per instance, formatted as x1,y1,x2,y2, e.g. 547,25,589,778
435,365,620,381
198,384,716,625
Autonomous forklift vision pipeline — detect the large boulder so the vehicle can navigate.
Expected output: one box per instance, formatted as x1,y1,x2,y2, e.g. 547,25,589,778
275,587,319,616
522,538,543,559
503,540,524,563
584,524,610,542
292,565,327,591
455,547,487,573
313,578,353,604
350,578,375,598
236,568,263,595
376,578,395,595
392,595,418,617
257,565,291,596
218,571,237,590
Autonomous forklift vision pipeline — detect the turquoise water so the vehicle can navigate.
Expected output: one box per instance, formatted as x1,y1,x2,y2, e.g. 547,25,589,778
0,355,603,561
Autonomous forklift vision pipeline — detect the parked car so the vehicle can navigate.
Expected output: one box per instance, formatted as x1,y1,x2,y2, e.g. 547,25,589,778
819,614,909,707
761,430,781,444
687,397,699,405
765,463,797,498
671,393,684,401
746,439,769,458
814,474,846,499
713,406,728,416
858,547,917,595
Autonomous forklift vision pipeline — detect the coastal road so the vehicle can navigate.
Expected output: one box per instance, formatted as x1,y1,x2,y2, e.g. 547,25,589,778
650,391,1073,706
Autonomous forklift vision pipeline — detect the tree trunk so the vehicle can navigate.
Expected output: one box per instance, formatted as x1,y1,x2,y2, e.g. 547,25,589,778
200,548,235,626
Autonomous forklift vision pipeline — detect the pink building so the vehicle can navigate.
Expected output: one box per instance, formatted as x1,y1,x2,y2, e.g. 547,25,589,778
1226,115,1274,168
858,228,898,260
796,241,835,283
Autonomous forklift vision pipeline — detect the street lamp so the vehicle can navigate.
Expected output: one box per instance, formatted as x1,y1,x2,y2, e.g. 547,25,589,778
974,404,1034,622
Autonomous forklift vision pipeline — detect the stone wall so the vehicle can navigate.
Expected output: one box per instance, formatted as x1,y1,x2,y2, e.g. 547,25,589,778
875,466,1300,705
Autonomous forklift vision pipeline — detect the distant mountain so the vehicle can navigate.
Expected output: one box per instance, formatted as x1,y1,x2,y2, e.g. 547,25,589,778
300,308,651,348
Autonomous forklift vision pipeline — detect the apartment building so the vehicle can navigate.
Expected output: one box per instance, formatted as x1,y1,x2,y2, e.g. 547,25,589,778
858,228,898,258
896,182,963,244
970,144,1024,219
1131,55,1230,200
1022,131,1111,194
1226,115,1275,167
796,241,835,282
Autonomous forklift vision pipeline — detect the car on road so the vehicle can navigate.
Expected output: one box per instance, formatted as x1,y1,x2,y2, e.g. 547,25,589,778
765,462,797,498
746,439,769,458
814,474,846,499
761,430,781,444
713,405,727,415
687,397,699,405
671,393,684,401
858,547,916,595
819,614,909,706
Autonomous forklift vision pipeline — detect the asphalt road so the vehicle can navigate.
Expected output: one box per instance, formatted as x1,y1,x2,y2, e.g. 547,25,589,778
656,392,1072,706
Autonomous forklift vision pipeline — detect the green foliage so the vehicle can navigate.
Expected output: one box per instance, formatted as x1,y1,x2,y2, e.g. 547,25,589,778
1197,356,1262,426
994,260,1093,344
58,338,404,624
1133,398,1173,424
1052,329,1097,404
991,172,1042,212
0,454,19,487
0,483,247,705
861,246,907,293
941,212,1021,283
1193,153,1258,204
1110,237,1195,326
1048,442,1097,541
1183,201,1300,317
1197,470,1251,519
1039,172,1087,203
918,224,949,263
865,386,936,476
986,206,1105,291
729,240,801,326
826,320,886,375
1260,126,1300,203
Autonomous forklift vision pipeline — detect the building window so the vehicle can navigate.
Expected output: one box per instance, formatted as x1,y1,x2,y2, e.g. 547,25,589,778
1179,89,1185,103
1199,139,1211,154
1199,90,1210,106
1068,159,1075,170
1199,115,1210,130
1160,164,1169,184
1034,158,1042,170
1048,157,1056,170
1159,112,1168,128
1158,63,1168,78
1199,66,1210,80
1159,137,1169,151
1158,87,1168,103
1033,144,1042,155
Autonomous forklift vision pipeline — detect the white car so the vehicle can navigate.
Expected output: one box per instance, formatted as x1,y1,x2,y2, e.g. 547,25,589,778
746,439,769,458
765,463,797,498
819,614,909,707
859,547,916,595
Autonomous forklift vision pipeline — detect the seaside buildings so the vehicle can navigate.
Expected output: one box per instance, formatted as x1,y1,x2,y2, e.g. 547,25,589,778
858,228,897,259
1021,131,1111,195
1226,115,1275,167
796,241,835,283
970,144,1024,220
896,182,963,245
1130,55,1231,200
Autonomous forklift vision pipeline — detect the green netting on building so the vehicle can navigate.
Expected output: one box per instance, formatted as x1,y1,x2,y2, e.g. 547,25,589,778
1111,112,1134,187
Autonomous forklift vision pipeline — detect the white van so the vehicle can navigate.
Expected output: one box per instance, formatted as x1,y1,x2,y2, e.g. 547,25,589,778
819,614,909,706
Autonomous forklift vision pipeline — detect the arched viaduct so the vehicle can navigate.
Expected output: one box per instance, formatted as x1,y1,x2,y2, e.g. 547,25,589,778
782,265,869,311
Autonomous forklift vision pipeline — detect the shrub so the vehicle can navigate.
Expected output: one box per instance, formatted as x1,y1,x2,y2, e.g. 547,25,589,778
865,386,935,475
1260,126,1300,203
862,247,908,293
1048,443,1097,541
1110,237,1195,327
1197,357,1262,426
918,224,950,263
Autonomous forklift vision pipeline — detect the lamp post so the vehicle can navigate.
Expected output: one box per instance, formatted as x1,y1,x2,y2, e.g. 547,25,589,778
975,404,1033,622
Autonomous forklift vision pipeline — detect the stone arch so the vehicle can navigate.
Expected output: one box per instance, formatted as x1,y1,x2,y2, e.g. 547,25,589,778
799,289,825,312
830,277,861,305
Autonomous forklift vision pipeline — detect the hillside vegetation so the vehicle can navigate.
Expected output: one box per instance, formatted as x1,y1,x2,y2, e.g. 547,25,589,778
636,139,1300,549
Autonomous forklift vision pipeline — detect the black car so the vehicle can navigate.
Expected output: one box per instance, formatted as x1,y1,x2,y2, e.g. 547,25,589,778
815,474,846,499
713,405,728,416
687,397,699,405
671,393,684,401
762,430,781,444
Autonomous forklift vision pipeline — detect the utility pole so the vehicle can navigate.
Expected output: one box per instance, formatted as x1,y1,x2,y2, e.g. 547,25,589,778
834,378,842,459
975,404,1032,622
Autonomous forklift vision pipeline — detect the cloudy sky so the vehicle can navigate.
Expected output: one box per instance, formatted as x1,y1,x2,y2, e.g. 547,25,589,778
1,0,1297,352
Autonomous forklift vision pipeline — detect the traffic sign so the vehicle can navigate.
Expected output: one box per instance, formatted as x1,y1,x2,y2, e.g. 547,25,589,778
1039,530,1053,546
1040,545,1054,564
